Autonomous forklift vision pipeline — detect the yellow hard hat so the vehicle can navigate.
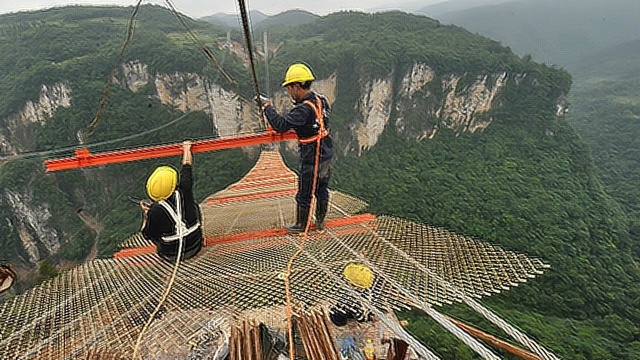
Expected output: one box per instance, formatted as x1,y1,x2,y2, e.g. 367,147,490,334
282,63,315,86
146,166,178,201
343,263,375,290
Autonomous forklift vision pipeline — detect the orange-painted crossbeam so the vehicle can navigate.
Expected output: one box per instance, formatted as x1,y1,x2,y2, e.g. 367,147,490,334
206,189,297,205
44,130,298,172
114,214,377,259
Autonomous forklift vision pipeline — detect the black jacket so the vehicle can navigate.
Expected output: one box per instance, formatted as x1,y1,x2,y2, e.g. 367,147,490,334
142,164,202,261
263,91,334,164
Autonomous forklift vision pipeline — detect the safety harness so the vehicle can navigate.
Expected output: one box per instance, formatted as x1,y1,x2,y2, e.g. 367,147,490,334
158,190,200,244
298,96,329,144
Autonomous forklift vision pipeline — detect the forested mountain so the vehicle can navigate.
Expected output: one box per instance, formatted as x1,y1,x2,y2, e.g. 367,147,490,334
0,5,638,358
569,39,640,247
429,0,640,257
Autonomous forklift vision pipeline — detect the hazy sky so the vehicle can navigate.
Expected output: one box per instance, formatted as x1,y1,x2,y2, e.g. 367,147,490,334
0,0,446,18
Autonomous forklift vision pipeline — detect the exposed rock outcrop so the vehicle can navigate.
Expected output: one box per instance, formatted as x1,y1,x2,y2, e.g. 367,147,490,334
400,63,436,97
356,77,394,154
437,72,507,134
154,72,258,137
4,189,60,264
121,61,150,93
2,82,71,154
355,63,509,150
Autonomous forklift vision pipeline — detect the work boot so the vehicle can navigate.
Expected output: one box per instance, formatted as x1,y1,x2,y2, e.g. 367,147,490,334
286,205,310,234
315,199,329,231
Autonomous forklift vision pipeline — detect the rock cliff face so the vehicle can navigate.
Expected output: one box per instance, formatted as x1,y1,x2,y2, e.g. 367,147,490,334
1,82,71,154
0,83,70,266
436,72,507,134
114,61,558,157
121,61,150,93
122,61,259,137
360,64,509,149
356,77,394,154
4,189,59,264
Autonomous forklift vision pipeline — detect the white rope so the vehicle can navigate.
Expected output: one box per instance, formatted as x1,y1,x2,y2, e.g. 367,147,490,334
131,238,183,359
281,232,442,360
318,227,502,360
132,191,189,359
308,201,503,358
367,220,561,360
375,311,441,360
464,297,560,360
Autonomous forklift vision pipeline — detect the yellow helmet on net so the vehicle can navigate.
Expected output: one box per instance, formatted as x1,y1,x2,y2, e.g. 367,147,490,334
281,63,315,86
343,263,375,290
146,166,178,201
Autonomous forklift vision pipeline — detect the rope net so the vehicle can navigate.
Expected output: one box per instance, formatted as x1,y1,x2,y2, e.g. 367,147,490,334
0,150,553,359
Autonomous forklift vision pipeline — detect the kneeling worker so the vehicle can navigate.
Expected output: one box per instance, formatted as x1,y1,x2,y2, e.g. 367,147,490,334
141,140,203,261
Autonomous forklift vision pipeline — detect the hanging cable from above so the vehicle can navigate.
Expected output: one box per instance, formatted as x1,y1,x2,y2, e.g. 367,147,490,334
164,0,237,87
81,0,238,146
236,0,266,129
80,0,143,145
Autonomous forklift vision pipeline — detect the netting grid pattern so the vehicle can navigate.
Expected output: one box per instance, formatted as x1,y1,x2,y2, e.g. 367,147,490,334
0,151,550,359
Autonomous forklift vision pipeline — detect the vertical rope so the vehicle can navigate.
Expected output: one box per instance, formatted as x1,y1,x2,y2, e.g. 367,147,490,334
283,135,323,360
131,237,183,359
164,0,236,87
132,192,188,359
236,0,265,128
82,0,143,143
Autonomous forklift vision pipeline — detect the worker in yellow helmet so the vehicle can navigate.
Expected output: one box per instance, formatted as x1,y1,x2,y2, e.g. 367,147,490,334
140,141,203,262
259,62,334,234
329,263,376,326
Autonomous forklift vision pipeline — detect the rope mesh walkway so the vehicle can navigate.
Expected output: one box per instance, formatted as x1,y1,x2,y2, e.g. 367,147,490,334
0,150,556,359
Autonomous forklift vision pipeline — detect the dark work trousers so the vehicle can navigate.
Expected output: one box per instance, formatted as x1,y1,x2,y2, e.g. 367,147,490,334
296,158,332,209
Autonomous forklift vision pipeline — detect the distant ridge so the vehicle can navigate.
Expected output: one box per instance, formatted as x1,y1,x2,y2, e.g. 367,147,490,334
418,0,513,17
200,9,319,30
432,0,640,69
200,9,269,28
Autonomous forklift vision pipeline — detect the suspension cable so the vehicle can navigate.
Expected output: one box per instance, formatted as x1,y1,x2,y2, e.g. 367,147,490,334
236,0,266,128
163,0,237,87
1,112,191,162
81,0,143,144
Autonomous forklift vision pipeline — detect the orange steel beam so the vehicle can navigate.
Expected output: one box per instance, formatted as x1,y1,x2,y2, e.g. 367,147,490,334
206,213,377,247
114,214,377,259
205,189,297,205
227,178,297,191
44,130,298,172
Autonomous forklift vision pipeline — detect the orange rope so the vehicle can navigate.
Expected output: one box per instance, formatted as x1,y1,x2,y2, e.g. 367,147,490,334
283,132,324,359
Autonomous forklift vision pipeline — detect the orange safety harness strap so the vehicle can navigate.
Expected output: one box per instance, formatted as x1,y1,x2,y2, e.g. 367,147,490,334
298,96,329,144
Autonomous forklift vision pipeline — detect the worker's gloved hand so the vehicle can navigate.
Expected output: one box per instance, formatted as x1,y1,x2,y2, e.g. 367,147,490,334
140,199,152,212
255,93,271,107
